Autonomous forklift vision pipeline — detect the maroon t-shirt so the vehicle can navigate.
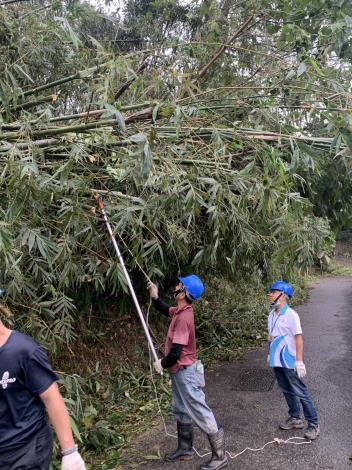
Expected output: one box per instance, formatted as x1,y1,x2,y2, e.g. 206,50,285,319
165,304,197,373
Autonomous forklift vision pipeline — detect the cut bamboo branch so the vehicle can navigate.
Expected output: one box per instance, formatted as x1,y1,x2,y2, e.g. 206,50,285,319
177,85,336,104
23,74,81,98
115,59,148,100
7,94,57,113
125,107,154,124
50,101,152,123
0,0,30,5
21,63,109,98
1,118,117,140
31,118,119,138
84,91,95,124
197,104,352,112
51,109,105,123
193,15,258,84
92,189,145,205
17,138,60,149
1,102,153,130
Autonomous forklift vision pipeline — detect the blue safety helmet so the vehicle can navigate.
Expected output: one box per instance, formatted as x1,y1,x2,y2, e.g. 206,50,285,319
270,280,293,299
178,274,205,301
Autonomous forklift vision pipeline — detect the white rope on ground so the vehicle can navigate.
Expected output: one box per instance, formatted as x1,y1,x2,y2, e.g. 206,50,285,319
145,298,312,461
225,436,311,460
190,436,311,460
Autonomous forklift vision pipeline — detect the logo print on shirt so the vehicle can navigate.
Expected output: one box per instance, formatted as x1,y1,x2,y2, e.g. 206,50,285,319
0,371,16,389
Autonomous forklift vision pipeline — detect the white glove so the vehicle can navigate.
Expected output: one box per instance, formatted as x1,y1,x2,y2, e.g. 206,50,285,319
62,450,86,470
147,281,158,299
267,354,270,365
294,361,307,378
153,358,163,374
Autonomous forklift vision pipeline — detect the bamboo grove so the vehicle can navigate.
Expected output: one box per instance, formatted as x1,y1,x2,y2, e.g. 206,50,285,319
1,0,352,352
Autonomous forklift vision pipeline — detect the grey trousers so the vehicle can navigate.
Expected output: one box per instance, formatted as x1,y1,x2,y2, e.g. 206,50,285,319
171,361,218,435
0,424,53,470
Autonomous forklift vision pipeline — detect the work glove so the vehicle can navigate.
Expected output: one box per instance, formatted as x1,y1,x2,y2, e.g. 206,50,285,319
62,450,86,470
153,358,163,374
267,354,270,366
294,361,307,379
147,281,158,299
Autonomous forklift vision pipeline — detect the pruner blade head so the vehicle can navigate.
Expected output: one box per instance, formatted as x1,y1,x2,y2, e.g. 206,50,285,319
93,192,105,210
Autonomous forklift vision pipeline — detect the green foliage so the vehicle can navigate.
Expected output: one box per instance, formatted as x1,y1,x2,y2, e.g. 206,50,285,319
52,362,171,468
0,0,346,350
309,138,352,231
0,128,333,352
1,0,351,466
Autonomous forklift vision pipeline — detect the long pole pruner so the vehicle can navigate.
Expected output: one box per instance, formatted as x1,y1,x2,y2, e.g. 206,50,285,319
94,193,160,365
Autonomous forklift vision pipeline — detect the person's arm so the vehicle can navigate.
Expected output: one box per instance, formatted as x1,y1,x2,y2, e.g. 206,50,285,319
147,281,171,317
152,297,171,317
40,382,75,450
294,333,306,378
295,334,303,361
40,383,86,469
161,343,183,369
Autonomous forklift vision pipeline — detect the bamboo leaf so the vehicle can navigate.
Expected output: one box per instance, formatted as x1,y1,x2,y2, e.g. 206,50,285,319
69,416,83,443
13,64,34,84
115,110,126,131
63,19,82,49
130,133,147,143
297,62,307,77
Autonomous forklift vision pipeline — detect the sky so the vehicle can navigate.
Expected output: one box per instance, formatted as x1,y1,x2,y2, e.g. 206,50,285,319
87,0,122,16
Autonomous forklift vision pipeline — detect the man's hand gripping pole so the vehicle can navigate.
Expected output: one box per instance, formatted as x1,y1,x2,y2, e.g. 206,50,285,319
93,193,161,371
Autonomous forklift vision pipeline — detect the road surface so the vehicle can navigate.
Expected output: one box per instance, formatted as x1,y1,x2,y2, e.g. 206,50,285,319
126,277,352,470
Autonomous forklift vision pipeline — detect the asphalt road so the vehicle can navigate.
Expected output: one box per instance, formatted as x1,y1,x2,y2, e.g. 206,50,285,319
126,277,352,470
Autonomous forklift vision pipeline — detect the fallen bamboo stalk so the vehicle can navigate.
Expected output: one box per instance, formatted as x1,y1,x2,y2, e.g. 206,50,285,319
92,189,145,205
1,118,118,140
125,107,154,124
21,63,109,98
194,15,257,83
176,85,339,104
17,138,60,149
0,0,30,5
0,118,341,152
115,59,149,100
50,102,152,122
0,102,153,130
197,104,352,112
7,94,57,112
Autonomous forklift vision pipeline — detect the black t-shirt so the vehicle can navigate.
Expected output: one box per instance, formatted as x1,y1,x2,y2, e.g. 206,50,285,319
0,331,59,451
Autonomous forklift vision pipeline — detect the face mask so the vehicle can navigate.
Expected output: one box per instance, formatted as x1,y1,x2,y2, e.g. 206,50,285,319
173,286,185,299
270,292,283,308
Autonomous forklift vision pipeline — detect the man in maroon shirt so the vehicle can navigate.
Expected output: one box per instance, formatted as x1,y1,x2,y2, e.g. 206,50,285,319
147,275,228,470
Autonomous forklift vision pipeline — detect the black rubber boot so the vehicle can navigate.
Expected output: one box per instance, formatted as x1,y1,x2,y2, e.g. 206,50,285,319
165,422,194,461
200,427,228,470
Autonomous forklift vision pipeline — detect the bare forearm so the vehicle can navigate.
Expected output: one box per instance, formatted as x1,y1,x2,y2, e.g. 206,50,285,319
295,334,303,361
40,383,75,451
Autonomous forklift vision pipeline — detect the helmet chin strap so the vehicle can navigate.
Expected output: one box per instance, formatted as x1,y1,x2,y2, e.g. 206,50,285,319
271,292,283,308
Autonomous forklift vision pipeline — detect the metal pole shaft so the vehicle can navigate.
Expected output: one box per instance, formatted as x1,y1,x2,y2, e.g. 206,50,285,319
100,207,159,363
